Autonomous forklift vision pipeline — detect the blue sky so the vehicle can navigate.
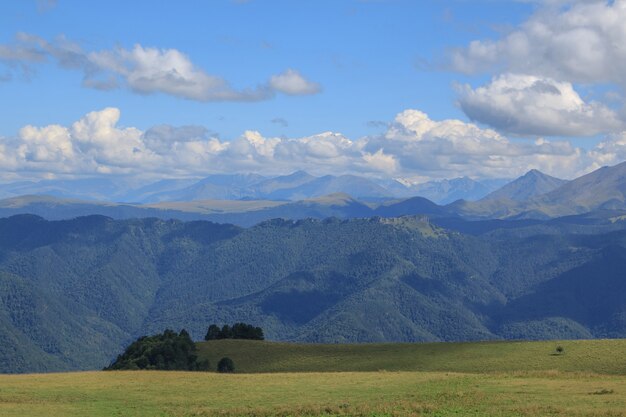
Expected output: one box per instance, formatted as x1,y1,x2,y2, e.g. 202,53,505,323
1,0,626,182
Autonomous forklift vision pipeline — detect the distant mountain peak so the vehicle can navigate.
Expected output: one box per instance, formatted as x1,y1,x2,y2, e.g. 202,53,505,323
481,170,567,202
284,170,314,179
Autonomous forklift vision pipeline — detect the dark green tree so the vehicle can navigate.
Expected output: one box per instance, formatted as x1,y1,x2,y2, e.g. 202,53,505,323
220,324,233,339
217,357,235,373
232,322,264,340
204,324,221,341
204,323,265,340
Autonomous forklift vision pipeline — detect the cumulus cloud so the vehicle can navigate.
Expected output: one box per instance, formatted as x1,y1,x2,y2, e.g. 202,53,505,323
458,74,624,136
447,0,626,86
269,69,321,96
373,109,587,179
0,34,321,102
445,1,626,137
2,107,621,182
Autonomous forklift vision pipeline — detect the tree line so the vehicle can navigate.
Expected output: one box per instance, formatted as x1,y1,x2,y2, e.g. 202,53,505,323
204,323,264,341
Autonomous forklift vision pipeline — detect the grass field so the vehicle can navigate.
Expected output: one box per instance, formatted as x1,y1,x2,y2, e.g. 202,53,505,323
1,370,626,416
2,339,626,416
196,338,626,374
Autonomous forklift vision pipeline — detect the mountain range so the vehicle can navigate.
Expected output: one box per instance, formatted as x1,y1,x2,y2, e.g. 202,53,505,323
3,161,626,373
0,171,507,204
3,163,626,226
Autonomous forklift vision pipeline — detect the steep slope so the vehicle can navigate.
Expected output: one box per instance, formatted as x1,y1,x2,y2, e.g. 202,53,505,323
0,215,241,373
528,162,626,216
482,169,567,202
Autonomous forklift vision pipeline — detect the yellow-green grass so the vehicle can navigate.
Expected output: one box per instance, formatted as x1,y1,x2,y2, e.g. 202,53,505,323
1,370,626,416
196,338,626,374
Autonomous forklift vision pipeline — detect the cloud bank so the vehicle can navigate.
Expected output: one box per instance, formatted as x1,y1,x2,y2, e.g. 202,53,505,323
2,107,624,183
0,33,321,101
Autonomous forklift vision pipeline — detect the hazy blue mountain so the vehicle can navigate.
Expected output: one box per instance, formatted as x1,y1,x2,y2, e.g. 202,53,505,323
128,172,392,202
274,174,392,200
0,194,374,227
252,170,317,198
4,162,626,226
2,214,626,372
118,178,200,203
143,173,267,202
0,178,128,201
379,177,509,204
481,169,567,202
0,172,511,204
415,177,508,204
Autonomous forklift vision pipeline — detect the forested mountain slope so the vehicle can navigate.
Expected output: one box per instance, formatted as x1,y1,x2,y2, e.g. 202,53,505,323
1,214,626,372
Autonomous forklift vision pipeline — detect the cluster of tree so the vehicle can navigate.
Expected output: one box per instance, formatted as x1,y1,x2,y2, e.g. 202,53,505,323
104,329,210,371
204,323,264,341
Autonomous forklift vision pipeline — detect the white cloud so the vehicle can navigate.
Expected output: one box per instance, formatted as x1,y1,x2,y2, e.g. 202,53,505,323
0,34,321,102
448,0,626,86
458,73,624,136
87,45,272,101
588,131,626,168
3,107,622,182
446,1,626,137
269,69,321,96
372,109,587,179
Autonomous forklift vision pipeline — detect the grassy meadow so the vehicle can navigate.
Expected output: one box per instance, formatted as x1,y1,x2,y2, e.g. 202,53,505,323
2,339,626,416
196,338,626,374
1,370,626,416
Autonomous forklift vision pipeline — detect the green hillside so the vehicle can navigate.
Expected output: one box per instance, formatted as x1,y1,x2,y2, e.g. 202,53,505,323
3,214,626,372
196,338,626,374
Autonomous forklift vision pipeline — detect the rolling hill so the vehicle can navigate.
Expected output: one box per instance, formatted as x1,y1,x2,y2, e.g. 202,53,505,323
196,338,626,374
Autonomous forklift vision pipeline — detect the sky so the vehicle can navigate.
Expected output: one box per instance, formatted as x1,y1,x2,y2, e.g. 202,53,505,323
1,0,626,184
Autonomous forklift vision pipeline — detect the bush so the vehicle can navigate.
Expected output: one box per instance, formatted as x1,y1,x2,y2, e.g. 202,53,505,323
217,357,235,373
556,345,564,354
